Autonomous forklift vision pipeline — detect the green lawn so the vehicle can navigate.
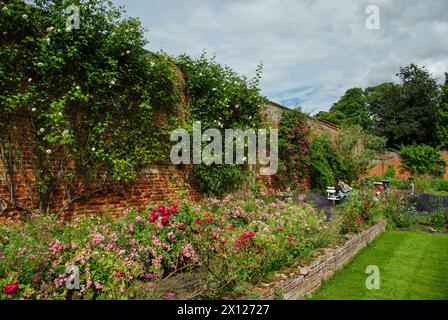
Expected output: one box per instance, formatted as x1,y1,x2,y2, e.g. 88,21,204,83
311,230,448,300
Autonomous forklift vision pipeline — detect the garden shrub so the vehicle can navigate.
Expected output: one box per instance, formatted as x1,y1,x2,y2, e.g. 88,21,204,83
339,195,383,234
434,179,448,192
175,54,267,196
335,125,386,183
400,144,446,176
309,134,342,192
384,165,396,178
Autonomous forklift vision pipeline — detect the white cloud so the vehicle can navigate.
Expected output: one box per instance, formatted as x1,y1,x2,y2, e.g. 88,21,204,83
114,0,448,113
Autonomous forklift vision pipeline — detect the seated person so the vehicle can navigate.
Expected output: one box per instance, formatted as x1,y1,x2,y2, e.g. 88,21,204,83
335,180,351,203
341,181,352,193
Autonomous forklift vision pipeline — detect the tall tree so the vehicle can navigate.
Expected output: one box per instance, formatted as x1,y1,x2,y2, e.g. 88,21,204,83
369,64,439,147
436,73,448,149
317,88,373,131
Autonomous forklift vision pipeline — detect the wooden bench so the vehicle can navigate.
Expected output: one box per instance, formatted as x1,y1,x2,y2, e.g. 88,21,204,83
327,187,340,205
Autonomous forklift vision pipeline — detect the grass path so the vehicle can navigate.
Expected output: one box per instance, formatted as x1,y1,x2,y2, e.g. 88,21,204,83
311,230,448,300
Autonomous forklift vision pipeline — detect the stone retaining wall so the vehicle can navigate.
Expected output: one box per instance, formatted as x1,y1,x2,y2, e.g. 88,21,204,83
253,220,388,300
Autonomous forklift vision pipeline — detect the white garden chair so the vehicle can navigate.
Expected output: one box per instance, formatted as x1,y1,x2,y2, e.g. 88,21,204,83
327,187,340,205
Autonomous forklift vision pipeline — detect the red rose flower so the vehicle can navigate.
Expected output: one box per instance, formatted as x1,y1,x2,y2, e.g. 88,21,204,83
4,282,19,295
235,241,241,248
242,233,249,239
157,206,167,214
229,225,235,231
177,225,185,231
365,211,369,216
206,218,213,224
248,231,255,238
220,238,226,244
194,219,203,225
161,216,170,227
170,206,178,214
117,272,124,279
149,214,159,223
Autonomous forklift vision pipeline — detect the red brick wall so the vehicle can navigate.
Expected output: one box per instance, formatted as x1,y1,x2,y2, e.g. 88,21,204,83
366,151,448,179
1,105,338,221
0,116,202,222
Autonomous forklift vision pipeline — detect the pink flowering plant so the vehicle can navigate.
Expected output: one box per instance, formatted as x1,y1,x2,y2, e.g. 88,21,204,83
0,193,363,300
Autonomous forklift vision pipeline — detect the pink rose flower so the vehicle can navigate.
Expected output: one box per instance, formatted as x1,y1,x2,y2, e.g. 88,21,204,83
4,282,19,295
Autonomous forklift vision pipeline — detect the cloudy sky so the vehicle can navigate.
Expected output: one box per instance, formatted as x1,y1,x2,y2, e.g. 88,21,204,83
112,0,448,114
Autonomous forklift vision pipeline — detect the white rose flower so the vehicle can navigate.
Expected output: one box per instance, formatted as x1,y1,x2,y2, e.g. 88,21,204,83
22,14,28,20
120,52,125,56
3,6,7,11
126,50,130,55
37,62,44,67
65,26,72,32
39,128,45,133
28,78,32,82
110,80,115,85
111,32,116,36
3,31,7,35
46,26,54,32
31,108,37,112
91,147,96,152
58,112,63,116
76,86,80,90
46,149,52,155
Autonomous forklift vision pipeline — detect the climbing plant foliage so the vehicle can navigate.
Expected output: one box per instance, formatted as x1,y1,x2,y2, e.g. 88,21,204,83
0,0,180,213
0,0,268,212
176,54,267,195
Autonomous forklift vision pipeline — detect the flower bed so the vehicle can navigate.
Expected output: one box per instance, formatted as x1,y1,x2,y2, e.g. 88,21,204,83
0,192,386,300
251,220,387,300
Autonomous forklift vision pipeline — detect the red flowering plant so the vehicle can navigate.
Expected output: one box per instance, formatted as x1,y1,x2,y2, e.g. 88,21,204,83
339,195,382,235
278,110,311,190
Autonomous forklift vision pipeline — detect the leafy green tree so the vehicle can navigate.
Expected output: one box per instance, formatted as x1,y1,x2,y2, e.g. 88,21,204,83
370,64,439,147
322,88,373,130
316,109,346,127
436,73,448,149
